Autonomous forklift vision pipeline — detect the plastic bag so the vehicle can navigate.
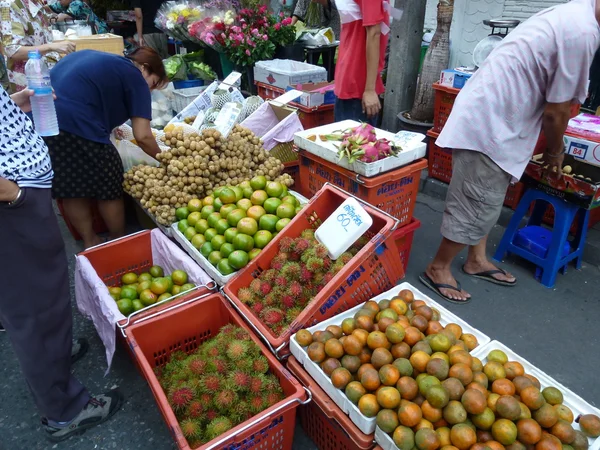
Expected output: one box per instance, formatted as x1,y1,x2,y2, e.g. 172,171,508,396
115,139,159,172
74,229,213,372
241,102,304,151
164,55,187,81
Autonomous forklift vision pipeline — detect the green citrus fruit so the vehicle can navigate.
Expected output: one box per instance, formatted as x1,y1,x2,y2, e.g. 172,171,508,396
242,186,254,199
138,272,152,283
149,265,164,278
250,175,267,190
237,198,252,211
187,211,201,227
132,299,144,312
263,197,282,215
171,285,182,295
250,190,268,206
238,180,251,189
219,187,237,204
279,185,289,199
207,212,222,229
227,209,246,227
200,242,213,258
247,205,266,221
248,248,261,260
194,219,209,234
158,293,171,302
259,214,278,232
231,186,244,202
187,198,202,212
140,289,158,306
177,220,189,233
184,227,197,241
211,235,226,251
204,228,218,242
237,217,258,236
276,203,296,219
150,278,170,295
137,280,152,294
215,218,230,235
233,233,254,252
200,205,215,219
171,270,188,286
228,250,249,270
108,286,121,297
281,195,299,206
191,234,206,250
254,230,273,249
217,259,235,276
213,198,224,212
121,272,138,285
219,204,237,219
117,299,134,316
180,283,195,292
208,251,223,266
202,195,214,206
275,218,291,232
220,242,235,258
266,181,284,198
120,286,137,300
224,227,239,243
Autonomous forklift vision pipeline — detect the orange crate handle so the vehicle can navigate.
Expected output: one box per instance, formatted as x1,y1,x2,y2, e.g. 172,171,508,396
119,282,218,338
201,387,312,450
81,229,148,253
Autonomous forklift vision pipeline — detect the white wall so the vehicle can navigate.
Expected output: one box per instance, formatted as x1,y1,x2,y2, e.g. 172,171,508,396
503,0,565,21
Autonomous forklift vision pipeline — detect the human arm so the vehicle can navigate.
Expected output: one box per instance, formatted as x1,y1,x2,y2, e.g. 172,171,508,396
292,0,309,21
134,7,144,46
131,117,160,158
362,24,381,118
10,88,34,113
0,177,20,202
541,101,571,176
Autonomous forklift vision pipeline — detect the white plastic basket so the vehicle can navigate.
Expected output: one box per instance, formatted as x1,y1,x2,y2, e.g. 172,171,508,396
172,86,206,113
289,281,491,435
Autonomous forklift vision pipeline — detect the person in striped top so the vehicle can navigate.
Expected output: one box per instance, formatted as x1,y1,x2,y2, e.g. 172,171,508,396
0,86,123,442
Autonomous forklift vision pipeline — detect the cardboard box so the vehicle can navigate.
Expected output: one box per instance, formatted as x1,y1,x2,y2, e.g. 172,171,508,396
440,69,472,89
55,34,124,56
284,82,335,108
254,59,327,91
523,154,600,209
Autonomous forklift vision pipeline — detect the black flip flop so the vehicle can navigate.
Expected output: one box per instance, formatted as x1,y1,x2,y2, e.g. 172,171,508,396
419,273,472,304
461,265,517,286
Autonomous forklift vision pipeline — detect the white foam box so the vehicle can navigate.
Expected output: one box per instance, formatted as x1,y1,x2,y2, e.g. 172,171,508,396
254,59,328,91
564,133,600,168
294,120,427,177
289,282,491,436
170,191,308,286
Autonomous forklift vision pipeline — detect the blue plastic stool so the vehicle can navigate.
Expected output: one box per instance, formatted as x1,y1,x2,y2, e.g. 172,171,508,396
493,188,590,288
513,226,571,281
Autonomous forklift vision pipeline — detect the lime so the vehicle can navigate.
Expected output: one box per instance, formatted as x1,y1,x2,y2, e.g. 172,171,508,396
177,220,189,233
184,227,197,241
251,190,268,206
121,272,138,285
187,211,202,227
171,270,188,286
237,217,258,236
239,180,251,189
164,276,174,293
231,186,244,202
233,233,254,252
211,235,226,251
157,293,171,302
219,187,236,204
263,197,282,215
207,212,222,229
200,242,214,258
220,242,235,258
120,286,137,300
150,278,170,295
191,234,206,250
138,272,152,282
220,204,237,219
140,289,158,306
281,195,299,206
248,248,261,260
276,203,296,219
213,186,225,198
137,280,152,295
200,205,215,219
117,299,134,316
187,198,202,212
215,218,230,235
180,283,195,292
242,186,254,199
195,218,209,234
204,228,218,242
228,250,249,270
224,227,239,243
202,196,214,206
247,205,266,221
176,207,190,221
208,251,223,266
227,209,246,227
237,198,252,211
266,181,284,198
259,214,278,232
108,286,121,297
276,218,291,232
254,230,273,249
149,265,164,278
171,285,182,295
213,197,223,212
132,299,144,312
250,175,267,190
217,259,235,276
279,185,289,199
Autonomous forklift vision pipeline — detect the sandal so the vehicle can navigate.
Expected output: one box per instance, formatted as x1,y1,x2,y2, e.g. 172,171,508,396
419,273,471,304
461,265,517,286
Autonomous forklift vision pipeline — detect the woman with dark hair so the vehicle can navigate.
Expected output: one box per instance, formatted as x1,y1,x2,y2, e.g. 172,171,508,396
46,47,168,249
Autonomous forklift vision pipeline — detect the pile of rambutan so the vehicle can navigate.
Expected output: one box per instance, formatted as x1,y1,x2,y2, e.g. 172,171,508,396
236,229,366,336
157,324,285,448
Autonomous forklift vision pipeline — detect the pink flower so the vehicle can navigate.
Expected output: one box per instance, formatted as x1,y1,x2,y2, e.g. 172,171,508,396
246,49,251,56
251,28,259,36
242,23,247,29
282,17,292,26
259,5,267,13
232,25,241,33
262,34,268,41
274,23,281,31
279,11,284,17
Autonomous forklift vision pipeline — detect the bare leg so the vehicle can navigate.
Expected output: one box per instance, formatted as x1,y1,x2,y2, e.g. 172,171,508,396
464,236,516,282
97,198,125,242
61,198,102,249
425,237,471,301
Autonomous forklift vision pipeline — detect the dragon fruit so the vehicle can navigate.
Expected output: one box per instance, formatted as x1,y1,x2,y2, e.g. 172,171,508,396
318,123,399,163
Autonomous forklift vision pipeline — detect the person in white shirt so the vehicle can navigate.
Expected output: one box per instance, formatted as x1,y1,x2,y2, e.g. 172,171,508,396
420,0,600,303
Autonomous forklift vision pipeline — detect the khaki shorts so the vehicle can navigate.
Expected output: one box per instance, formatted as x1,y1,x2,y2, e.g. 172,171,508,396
441,149,512,246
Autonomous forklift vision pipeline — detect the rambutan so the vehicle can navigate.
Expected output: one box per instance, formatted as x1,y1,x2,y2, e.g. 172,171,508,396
205,409,219,421
260,308,285,326
300,265,312,283
249,278,262,294
263,375,281,392
322,272,334,285
202,341,221,359
219,324,236,336
215,389,238,411
263,293,278,307
187,357,207,376
293,238,310,254
270,254,288,270
300,248,316,263
281,295,295,309
233,328,251,341
231,400,252,422
301,229,315,240
200,374,221,392
251,355,269,374
170,351,188,362
314,244,328,259
332,260,345,273
252,302,264,315
306,257,324,272
265,390,283,407
187,400,204,419
208,358,228,374
279,236,294,253
237,287,255,305
180,418,202,439
289,281,302,299
286,307,302,323
249,375,266,393
262,269,278,283
228,370,250,390
339,252,353,264
226,340,249,361
322,258,332,270
205,416,233,440
249,395,266,413
274,275,287,286
168,386,194,411
260,282,272,295
200,392,213,407
281,262,301,280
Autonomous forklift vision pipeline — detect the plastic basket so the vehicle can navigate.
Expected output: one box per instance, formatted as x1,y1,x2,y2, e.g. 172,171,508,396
287,356,375,450
256,81,335,129
504,182,525,210
426,129,452,184
223,183,404,359
271,141,298,163
432,83,459,133
125,292,310,450
283,160,300,188
298,150,427,226
56,198,107,241
172,86,206,113
392,217,420,273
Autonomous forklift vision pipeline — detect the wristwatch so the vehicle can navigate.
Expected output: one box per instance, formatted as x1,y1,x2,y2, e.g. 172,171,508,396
7,188,22,206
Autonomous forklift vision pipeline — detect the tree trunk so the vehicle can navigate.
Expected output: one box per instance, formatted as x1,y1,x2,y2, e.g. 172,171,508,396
381,0,427,131
408,0,454,123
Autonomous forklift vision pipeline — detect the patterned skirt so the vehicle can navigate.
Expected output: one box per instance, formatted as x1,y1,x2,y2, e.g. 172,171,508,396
45,130,124,200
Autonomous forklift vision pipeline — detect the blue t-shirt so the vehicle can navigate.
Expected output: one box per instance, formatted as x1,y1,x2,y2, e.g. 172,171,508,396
51,50,152,144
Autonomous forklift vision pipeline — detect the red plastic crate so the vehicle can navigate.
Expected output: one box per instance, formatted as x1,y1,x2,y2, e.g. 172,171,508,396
297,151,427,227
256,81,335,129
393,217,421,273
426,129,452,184
223,184,404,359
126,292,309,450
57,198,108,241
287,356,375,450
531,202,600,233
432,83,460,134
504,182,526,210
283,160,300,189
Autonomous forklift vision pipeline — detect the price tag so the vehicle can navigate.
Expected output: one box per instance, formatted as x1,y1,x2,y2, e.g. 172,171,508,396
270,89,303,106
568,141,588,159
219,71,242,90
215,102,242,138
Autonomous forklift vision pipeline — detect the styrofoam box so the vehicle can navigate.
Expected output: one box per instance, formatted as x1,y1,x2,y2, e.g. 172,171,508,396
289,282,491,436
254,59,328,91
294,120,427,177
171,191,308,286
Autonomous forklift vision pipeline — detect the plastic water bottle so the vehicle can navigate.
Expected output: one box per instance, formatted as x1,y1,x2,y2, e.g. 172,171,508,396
25,51,59,136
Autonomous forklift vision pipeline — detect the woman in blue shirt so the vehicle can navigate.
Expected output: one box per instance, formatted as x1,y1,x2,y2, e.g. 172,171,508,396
46,47,168,249
47,0,110,34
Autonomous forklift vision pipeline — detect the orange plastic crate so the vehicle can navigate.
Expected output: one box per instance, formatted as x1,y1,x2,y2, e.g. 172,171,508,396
287,356,375,450
223,184,404,359
57,198,108,241
504,182,526,210
393,218,421,273
256,81,335,129
283,160,300,189
125,293,309,450
297,151,427,226
432,83,459,134
426,129,452,184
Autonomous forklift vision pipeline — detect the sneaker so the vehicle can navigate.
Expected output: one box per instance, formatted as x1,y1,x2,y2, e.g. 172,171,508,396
43,390,123,442
71,338,89,365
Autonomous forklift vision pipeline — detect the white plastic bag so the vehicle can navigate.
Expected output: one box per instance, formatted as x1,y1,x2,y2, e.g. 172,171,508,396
241,102,304,151
115,139,159,172
74,229,213,373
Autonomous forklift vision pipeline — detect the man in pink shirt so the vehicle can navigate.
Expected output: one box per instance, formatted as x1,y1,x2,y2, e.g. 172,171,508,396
420,0,600,303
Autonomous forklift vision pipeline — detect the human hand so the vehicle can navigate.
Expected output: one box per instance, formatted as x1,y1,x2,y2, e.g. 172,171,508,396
0,178,20,202
362,90,381,118
542,150,564,179
51,40,76,54
57,13,72,21
138,36,145,47
11,89,57,113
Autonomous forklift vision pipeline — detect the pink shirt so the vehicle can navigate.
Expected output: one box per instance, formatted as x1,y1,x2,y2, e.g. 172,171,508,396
437,0,600,181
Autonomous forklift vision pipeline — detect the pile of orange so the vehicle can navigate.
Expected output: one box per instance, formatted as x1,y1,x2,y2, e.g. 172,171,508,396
295,289,600,450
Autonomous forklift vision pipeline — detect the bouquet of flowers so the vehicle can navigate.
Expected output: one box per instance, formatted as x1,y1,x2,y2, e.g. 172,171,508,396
188,9,236,52
155,1,206,43
269,12,296,47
